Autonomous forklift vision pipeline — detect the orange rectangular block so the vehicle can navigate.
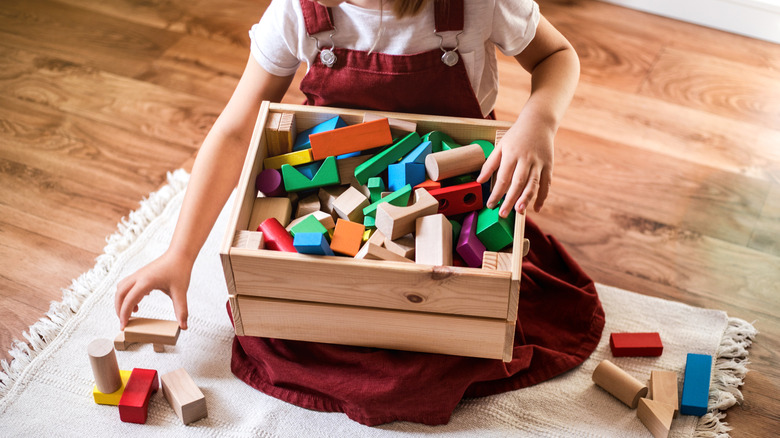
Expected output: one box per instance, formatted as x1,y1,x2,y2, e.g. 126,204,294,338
330,219,366,256
309,118,393,160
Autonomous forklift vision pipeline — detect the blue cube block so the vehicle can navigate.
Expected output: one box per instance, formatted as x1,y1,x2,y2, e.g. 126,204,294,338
680,353,712,416
387,162,425,192
293,232,334,256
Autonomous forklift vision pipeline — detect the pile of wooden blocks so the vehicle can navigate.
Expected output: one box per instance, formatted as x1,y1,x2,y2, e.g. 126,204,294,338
592,332,713,438
241,111,524,268
88,317,207,425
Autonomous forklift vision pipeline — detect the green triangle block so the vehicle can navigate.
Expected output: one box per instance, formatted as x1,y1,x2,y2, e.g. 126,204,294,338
362,184,412,219
281,156,339,192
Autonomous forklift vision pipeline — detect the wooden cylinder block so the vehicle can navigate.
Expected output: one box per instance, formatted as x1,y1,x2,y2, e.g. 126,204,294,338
424,144,486,181
592,359,648,408
88,338,122,394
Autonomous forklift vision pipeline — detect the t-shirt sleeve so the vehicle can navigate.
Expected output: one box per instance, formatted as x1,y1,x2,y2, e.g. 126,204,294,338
249,0,302,76
490,0,541,57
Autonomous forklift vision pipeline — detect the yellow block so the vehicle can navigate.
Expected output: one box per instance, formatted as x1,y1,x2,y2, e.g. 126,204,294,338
93,369,131,405
362,228,373,243
262,149,313,170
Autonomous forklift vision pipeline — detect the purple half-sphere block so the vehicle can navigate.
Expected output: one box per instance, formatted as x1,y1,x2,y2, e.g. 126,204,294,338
255,168,286,197
456,211,486,267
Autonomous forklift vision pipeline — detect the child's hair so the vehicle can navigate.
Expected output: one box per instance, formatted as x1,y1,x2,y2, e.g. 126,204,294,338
392,0,433,18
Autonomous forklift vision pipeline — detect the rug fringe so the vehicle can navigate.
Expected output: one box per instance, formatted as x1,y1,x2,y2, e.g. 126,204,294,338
0,170,190,399
694,317,758,438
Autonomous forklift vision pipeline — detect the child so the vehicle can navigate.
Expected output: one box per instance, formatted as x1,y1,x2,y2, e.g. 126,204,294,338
116,0,604,426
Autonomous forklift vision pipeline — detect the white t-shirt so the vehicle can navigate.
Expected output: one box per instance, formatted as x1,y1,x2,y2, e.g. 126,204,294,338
250,0,540,117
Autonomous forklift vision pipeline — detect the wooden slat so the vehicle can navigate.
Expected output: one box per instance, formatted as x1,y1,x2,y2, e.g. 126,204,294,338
230,249,512,319
237,295,512,360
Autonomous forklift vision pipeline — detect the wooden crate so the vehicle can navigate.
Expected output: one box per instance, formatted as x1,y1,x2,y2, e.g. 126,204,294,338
220,102,525,362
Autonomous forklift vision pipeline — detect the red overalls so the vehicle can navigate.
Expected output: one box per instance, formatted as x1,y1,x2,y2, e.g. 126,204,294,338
229,0,605,426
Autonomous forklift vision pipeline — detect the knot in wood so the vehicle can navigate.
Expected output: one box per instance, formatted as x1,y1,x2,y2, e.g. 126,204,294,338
405,293,424,304
430,266,454,280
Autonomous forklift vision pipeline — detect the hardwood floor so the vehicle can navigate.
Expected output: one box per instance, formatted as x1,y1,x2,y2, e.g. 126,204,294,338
1,0,777,435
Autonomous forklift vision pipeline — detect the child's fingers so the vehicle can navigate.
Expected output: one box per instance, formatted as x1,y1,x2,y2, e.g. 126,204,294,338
118,281,149,330
513,167,541,215
170,288,189,330
477,147,502,184
533,167,553,212
115,277,135,324
502,163,534,217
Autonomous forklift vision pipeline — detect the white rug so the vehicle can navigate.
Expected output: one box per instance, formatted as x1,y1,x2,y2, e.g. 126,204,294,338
0,170,756,437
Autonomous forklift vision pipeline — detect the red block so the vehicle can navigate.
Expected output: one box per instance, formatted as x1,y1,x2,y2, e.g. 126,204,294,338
610,332,663,357
258,217,297,253
118,368,159,424
427,182,483,216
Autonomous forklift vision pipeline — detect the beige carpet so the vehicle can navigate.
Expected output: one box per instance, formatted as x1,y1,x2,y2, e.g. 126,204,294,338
0,170,756,437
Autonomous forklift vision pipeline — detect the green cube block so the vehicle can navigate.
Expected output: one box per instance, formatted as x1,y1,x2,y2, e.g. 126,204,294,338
476,203,515,251
282,156,339,192
354,132,421,185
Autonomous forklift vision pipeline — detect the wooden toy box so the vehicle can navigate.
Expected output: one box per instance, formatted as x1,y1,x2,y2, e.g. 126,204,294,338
219,102,525,362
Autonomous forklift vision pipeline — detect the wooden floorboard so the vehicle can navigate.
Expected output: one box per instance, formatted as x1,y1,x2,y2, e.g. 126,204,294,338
0,0,777,435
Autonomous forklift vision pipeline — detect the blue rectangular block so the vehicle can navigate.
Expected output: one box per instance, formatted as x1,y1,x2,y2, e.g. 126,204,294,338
680,353,712,416
387,162,425,192
293,116,348,151
399,140,432,165
293,232,334,256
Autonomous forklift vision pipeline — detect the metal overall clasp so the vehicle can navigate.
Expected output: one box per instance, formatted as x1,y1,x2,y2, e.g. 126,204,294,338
309,29,338,68
435,31,463,67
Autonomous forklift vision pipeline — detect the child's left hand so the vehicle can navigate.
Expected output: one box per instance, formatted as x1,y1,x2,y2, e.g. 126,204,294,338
476,116,554,218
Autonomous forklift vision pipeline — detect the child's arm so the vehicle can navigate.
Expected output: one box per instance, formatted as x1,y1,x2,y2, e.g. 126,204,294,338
115,57,294,330
476,16,580,218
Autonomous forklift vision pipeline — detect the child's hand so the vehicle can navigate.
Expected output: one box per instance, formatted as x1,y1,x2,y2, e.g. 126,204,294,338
114,250,192,331
476,118,554,218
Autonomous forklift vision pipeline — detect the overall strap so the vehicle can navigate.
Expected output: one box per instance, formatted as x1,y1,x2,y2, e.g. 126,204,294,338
300,0,334,35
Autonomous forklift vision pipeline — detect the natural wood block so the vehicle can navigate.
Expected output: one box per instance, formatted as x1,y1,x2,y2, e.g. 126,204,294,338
113,331,131,351
355,242,414,262
335,154,372,186
232,230,264,250
424,143,486,181
415,214,453,266
384,233,415,259
153,343,165,353
330,219,365,257
295,193,321,218
264,112,282,156
637,398,675,438
93,369,131,406
375,188,439,240
333,186,369,223
123,317,181,346
277,112,297,154
309,118,392,160
481,251,513,271
650,370,679,417
248,196,292,230
592,359,648,408
118,368,159,424
87,338,122,394
318,185,349,216
161,368,207,425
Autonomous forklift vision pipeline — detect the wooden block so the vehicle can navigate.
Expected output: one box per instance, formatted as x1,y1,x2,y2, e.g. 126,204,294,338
610,332,664,357
232,230,264,250
255,168,286,197
295,193,321,218
113,331,131,351
333,186,369,223
286,210,335,233
309,118,393,160
388,162,426,192
476,203,515,251
424,143,486,181
318,185,349,216
362,184,412,219
277,112,297,154
259,217,297,253
264,112,282,156
384,233,415,259
93,369,131,406
355,242,414,263
336,154,372,186
650,370,679,417
124,318,181,346
153,343,165,353
367,177,385,203
456,210,486,267
363,112,418,136
289,214,328,237
494,129,507,146
118,368,159,424
637,398,675,438
281,156,339,192
415,214,453,266
330,219,365,256
592,359,648,409
523,238,530,257
293,115,348,151
354,132,422,185
87,338,122,394
161,368,208,425
428,181,483,216
481,251,513,271
263,148,313,170
680,353,712,416
375,188,439,240
248,196,292,230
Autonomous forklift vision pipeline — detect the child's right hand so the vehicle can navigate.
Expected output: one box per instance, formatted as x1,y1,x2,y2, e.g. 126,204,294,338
114,250,192,331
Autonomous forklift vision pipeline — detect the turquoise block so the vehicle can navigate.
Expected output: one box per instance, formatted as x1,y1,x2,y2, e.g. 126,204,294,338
354,132,421,185
295,161,323,179
476,202,515,251
681,353,712,416
364,215,376,227
293,232,334,256
281,156,339,192
293,116,347,151
387,162,425,192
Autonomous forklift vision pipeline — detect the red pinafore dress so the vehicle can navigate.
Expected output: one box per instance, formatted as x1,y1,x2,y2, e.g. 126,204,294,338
229,0,605,426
